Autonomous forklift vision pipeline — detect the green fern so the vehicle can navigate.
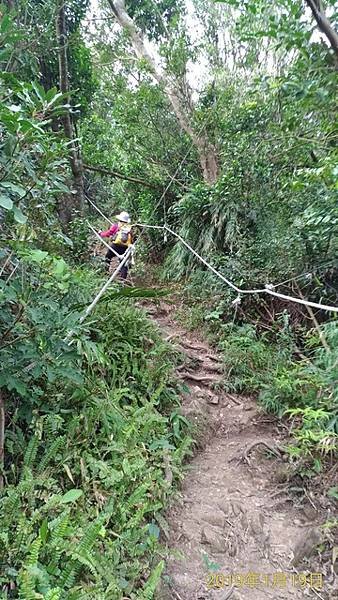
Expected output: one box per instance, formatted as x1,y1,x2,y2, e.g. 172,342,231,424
72,550,98,577
19,570,38,600
27,536,42,567
50,511,70,543
44,589,61,600
76,517,105,556
60,516,105,589
139,560,165,600
59,559,79,590
38,437,65,473
46,511,71,575
23,436,39,470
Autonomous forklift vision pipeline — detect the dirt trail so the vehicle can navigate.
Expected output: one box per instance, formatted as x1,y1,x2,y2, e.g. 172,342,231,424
142,301,333,600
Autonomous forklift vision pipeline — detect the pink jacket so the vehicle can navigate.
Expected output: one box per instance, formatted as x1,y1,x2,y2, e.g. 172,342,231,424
100,224,118,238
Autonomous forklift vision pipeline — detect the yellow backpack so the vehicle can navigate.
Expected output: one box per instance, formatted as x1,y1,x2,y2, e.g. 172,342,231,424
113,224,132,246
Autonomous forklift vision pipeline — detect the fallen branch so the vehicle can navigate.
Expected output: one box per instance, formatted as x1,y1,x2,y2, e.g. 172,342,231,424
205,352,222,362
83,163,157,189
202,363,224,374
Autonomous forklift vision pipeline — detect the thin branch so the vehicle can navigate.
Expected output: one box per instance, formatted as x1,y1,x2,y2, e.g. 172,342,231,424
294,281,331,352
83,163,158,189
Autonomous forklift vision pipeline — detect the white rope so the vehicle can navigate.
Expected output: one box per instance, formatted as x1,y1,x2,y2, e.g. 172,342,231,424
87,196,111,224
87,221,121,258
164,225,338,313
64,245,134,343
79,245,134,324
163,225,266,294
86,202,338,313
263,287,338,314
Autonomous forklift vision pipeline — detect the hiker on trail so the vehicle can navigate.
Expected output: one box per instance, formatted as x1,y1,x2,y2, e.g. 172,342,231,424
99,211,133,279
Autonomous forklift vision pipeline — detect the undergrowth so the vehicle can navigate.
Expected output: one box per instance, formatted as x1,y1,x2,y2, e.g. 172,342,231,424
168,269,338,472
0,250,193,599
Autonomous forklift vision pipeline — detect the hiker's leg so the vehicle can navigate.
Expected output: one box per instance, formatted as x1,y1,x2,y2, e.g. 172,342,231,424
105,247,114,266
120,264,128,279
110,245,128,279
117,247,128,279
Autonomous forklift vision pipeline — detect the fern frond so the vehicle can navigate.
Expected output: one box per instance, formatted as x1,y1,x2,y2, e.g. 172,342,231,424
59,559,80,590
27,536,41,567
139,560,165,600
60,516,105,589
23,436,39,470
44,589,61,600
38,437,65,473
19,569,38,600
71,550,98,576
77,517,105,556
50,510,70,543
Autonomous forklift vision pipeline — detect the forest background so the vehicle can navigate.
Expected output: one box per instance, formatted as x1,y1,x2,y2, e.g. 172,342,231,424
0,0,337,597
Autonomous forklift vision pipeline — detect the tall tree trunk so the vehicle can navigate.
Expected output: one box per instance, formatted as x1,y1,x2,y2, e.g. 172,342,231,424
56,0,85,223
106,0,219,184
304,0,338,58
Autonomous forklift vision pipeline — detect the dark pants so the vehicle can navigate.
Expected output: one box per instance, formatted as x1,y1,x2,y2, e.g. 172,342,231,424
105,243,129,279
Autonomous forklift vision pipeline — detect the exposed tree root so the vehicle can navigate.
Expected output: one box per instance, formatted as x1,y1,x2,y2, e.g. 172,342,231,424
179,372,220,383
244,440,283,464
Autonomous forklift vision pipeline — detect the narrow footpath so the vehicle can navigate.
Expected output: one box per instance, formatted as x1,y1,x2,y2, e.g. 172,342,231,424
141,300,334,600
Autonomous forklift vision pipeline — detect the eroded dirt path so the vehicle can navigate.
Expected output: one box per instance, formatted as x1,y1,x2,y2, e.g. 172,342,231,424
141,300,333,600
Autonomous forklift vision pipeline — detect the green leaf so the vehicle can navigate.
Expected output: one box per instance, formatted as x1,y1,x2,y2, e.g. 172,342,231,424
313,458,322,473
328,487,338,500
148,522,160,539
52,258,67,277
0,14,12,33
52,180,72,193
39,519,49,544
1,182,26,197
0,195,13,210
26,249,49,263
60,489,83,504
149,438,175,450
13,206,27,224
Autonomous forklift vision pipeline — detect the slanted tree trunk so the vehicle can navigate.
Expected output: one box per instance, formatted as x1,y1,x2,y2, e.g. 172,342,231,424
304,0,338,58
56,0,85,223
106,0,219,184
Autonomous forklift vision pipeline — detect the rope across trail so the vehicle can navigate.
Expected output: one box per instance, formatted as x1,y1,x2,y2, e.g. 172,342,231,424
86,198,338,315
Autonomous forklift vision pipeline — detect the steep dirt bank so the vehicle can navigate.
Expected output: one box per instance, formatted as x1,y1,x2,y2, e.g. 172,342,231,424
141,300,335,600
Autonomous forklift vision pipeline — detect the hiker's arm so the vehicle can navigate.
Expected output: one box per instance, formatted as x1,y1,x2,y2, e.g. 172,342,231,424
100,224,118,237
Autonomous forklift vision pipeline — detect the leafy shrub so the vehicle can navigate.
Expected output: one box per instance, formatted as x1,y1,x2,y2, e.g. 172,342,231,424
0,250,193,598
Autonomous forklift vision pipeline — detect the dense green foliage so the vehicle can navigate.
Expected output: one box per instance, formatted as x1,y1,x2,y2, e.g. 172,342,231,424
1,0,337,597
0,255,191,598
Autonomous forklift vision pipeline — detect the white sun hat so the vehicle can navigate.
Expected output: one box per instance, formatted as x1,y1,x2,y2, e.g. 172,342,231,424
115,211,131,223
